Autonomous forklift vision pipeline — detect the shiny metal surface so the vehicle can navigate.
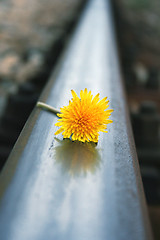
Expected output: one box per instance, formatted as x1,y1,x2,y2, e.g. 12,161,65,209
0,0,153,239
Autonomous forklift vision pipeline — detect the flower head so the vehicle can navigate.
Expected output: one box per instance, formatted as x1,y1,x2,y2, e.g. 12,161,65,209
55,88,113,142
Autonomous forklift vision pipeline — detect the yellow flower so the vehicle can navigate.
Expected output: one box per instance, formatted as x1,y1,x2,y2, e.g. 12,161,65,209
55,88,113,142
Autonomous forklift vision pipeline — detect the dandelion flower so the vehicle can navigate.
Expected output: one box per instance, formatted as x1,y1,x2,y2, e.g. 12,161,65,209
55,88,113,142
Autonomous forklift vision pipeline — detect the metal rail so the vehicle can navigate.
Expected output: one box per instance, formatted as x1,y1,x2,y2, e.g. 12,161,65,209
0,0,153,239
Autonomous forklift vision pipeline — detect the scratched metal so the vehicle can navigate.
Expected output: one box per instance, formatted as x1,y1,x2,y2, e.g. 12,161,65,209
0,0,153,239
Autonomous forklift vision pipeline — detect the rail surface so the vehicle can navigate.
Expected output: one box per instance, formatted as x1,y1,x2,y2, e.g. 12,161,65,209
0,0,153,239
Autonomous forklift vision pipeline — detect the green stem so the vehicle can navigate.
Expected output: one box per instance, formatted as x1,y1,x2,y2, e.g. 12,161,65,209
36,101,60,115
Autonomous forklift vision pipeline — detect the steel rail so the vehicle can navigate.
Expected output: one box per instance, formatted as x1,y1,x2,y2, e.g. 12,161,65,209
0,0,153,239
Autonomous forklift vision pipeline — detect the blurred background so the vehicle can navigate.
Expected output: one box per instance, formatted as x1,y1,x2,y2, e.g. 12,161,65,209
0,0,86,168
112,0,160,239
0,0,159,238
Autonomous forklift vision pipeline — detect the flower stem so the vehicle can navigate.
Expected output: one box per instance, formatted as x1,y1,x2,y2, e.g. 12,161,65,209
36,101,60,115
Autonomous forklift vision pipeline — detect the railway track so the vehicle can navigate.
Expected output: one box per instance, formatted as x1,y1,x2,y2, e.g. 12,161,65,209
0,0,153,239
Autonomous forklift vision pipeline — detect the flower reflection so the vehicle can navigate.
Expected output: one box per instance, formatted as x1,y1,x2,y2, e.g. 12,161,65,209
53,138,101,176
